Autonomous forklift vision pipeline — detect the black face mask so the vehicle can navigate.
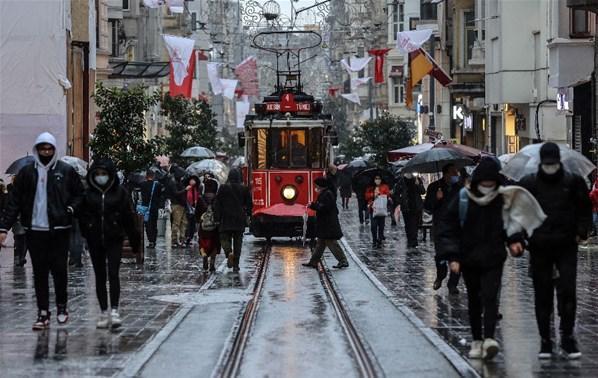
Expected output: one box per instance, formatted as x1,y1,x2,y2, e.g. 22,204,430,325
39,154,53,166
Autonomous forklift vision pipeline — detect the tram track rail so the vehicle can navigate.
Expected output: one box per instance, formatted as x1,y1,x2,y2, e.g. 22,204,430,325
317,261,380,378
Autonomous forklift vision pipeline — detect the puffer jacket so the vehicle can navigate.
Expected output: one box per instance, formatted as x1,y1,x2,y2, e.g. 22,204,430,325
213,170,252,232
519,168,592,248
78,158,140,248
309,187,343,240
0,161,83,233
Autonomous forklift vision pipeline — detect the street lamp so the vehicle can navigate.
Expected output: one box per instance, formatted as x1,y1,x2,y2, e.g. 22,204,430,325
262,0,281,21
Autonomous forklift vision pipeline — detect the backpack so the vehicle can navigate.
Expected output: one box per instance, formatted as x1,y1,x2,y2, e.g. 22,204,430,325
200,205,218,231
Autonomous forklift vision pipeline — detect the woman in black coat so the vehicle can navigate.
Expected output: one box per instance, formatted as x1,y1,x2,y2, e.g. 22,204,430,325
302,177,349,269
79,158,140,330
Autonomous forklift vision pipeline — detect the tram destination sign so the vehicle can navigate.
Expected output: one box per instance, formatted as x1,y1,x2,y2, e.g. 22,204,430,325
265,102,311,113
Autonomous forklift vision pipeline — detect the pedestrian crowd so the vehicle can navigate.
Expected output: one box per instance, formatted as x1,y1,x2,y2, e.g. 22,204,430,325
0,132,251,331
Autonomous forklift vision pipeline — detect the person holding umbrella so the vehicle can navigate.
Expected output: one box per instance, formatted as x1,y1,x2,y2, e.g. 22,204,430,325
519,142,592,359
397,172,426,249
365,174,390,248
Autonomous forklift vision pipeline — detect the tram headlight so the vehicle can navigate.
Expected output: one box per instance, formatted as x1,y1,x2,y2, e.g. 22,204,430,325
282,185,297,201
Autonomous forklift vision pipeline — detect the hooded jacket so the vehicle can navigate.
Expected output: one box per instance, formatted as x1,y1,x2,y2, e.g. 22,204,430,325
309,183,343,240
213,169,252,232
0,133,84,233
79,158,140,248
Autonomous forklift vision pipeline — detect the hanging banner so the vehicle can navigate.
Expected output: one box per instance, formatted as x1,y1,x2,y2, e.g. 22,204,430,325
234,56,259,97
220,79,239,100
207,62,223,95
169,50,196,98
143,0,164,8
236,97,250,129
368,48,392,83
163,34,194,86
166,0,184,13
341,93,361,105
396,29,433,54
340,57,371,75
350,77,370,92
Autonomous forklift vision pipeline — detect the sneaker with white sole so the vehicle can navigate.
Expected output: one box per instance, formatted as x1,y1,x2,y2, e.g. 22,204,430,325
561,336,582,360
538,339,553,359
482,338,500,360
110,309,122,329
468,340,483,359
32,310,50,331
56,304,69,325
96,311,109,329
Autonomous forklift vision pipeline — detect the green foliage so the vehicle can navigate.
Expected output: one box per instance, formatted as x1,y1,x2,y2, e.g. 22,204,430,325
340,113,416,166
161,94,218,165
90,83,163,174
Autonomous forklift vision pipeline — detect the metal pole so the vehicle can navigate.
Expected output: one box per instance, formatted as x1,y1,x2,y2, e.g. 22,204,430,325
594,29,598,164
429,37,435,129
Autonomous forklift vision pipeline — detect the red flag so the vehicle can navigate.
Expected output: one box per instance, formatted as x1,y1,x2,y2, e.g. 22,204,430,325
368,48,392,84
169,50,196,98
420,49,452,86
328,87,339,97
234,56,259,97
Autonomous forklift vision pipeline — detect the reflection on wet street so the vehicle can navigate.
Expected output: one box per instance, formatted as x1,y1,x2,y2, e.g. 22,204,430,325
339,205,598,377
239,242,359,378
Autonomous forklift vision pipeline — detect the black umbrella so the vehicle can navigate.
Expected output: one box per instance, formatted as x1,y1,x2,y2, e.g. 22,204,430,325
401,148,474,174
352,168,395,188
126,171,146,186
5,156,35,174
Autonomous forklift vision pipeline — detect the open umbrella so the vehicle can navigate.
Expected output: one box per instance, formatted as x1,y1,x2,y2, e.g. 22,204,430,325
387,143,434,161
186,159,229,184
498,153,514,168
401,148,474,174
5,156,35,174
352,168,395,187
501,143,596,182
60,156,88,177
126,171,146,186
180,146,216,159
433,141,491,160
231,156,246,168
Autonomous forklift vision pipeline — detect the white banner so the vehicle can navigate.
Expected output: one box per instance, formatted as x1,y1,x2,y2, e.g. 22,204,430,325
340,57,371,75
396,29,433,54
143,0,164,8
163,34,194,85
236,97,250,129
341,93,361,105
166,0,184,13
220,79,238,100
207,62,223,95
351,77,370,91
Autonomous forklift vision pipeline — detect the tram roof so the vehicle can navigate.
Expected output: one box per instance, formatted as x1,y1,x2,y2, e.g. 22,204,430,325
246,119,331,129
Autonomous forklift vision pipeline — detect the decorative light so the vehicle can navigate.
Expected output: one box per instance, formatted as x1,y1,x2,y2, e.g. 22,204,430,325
262,0,281,21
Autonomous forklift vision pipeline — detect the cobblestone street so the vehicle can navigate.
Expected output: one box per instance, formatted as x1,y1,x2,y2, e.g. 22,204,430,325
338,200,598,377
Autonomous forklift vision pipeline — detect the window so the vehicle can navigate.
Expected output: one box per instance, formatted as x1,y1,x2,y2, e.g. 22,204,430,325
357,47,365,78
289,130,307,167
122,0,129,11
391,3,405,41
191,12,197,31
270,129,290,168
110,20,120,57
309,128,323,168
463,10,476,65
392,77,404,104
570,10,591,38
254,129,267,169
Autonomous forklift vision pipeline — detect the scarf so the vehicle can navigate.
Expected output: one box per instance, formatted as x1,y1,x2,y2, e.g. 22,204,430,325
465,185,547,238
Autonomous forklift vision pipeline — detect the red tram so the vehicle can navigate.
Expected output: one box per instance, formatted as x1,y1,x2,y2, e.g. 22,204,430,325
239,31,337,239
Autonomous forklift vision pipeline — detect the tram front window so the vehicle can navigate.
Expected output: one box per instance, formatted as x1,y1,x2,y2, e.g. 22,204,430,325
289,130,307,167
271,129,289,167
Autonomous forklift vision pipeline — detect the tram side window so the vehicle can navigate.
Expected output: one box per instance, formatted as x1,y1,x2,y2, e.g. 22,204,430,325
270,129,289,168
310,128,323,168
254,129,267,169
289,130,307,167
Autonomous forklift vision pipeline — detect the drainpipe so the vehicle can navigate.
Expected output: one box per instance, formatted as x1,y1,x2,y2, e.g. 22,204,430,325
534,99,556,142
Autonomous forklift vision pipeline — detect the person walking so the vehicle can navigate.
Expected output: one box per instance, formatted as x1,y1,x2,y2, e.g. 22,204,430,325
79,158,140,329
398,172,426,248
184,175,200,247
196,175,221,272
214,169,252,272
424,164,462,294
519,142,592,359
437,158,545,360
302,177,349,269
0,132,84,330
338,170,352,210
353,173,370,225
169,176,188,248
0,179,6,254
365,175,390,248
6,176,28,267
139,170,163,249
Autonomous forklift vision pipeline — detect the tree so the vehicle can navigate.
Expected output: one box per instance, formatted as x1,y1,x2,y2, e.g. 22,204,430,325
90,83,163,174
161,94,218,165
340,113,416,166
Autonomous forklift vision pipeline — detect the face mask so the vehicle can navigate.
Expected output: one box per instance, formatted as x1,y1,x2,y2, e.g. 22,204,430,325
374,179,382,185
315,186,322,193
541,163,560,175
94,175,109,186
450,176,459,184
478,185,496,195
404,173,413,179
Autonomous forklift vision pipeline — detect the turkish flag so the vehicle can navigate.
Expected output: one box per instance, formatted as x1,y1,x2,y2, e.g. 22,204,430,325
368,49,391,84
169,50,196,98
328,87,339,97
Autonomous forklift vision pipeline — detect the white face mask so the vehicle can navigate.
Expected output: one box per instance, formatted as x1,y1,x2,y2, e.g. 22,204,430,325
374,179,382,185
404,173,413,179
478,185,496,195
541,163,560,175
94,175,109,186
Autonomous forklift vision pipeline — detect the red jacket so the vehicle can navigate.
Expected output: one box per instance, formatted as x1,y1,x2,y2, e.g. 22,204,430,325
365,184,390,205
590,187,598,212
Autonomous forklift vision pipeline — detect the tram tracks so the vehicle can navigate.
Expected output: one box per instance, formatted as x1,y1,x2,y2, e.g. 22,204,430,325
215,244,379,378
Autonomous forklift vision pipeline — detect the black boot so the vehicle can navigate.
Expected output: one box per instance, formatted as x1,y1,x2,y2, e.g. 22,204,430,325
209,257,216,272
202,257,209,271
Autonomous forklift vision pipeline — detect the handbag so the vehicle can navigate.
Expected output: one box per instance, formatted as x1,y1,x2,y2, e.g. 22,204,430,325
372,195,388,217
136,182,156,222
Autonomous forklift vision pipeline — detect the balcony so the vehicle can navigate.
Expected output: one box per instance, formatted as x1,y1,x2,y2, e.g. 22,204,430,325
567,0,598,12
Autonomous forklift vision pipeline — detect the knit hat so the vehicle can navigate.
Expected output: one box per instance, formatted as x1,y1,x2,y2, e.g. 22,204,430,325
540,142,561,164
471,158,501,187
315,177,330,189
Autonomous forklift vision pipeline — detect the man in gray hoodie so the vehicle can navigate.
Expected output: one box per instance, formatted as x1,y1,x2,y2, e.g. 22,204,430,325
0,132,83,330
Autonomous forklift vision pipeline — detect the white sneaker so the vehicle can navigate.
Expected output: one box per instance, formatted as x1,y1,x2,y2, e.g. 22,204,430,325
468,340,483,359
482,338,500,360
110,309,122,329
96,311,109,329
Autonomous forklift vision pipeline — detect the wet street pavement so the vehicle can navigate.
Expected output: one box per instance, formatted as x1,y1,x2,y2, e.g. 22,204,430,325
338,201,598,377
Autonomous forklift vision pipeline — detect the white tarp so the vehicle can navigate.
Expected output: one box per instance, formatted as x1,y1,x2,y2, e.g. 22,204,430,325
167,0,184,13
341,93,361,105
0,0,69,176
163,34,195,86
396,29,433,54
220,79,238,100
548,38,594,88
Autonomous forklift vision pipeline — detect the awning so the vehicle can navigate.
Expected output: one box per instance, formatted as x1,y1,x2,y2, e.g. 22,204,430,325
108,61,170,79
548,38,594,88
